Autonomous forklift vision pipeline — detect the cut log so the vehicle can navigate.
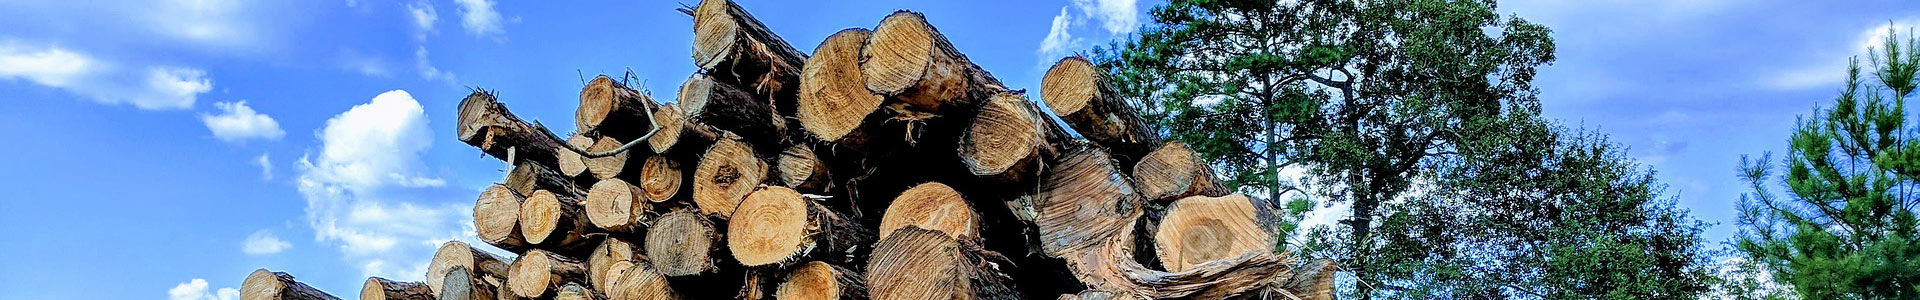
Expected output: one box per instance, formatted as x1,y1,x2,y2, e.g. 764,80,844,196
606,260,680,300
586,135,635,180
362,277,432,300
866,227,1019,300
474,184,530,252
426,241,511,296
559,133,594,179
457,89,569,170
1154,194,1275,272
1277,260,1338,300
639,156,686,203
577,75,657,141
680,73,785,150
692,134,769,219
585,178,649,232
775,144,832,192
797,28,886,142
690,0,806,106
1034,148,1143,258
507,249,589,299
960,93,1070,182
521,189,597,253
555,282,598,300
645,209,723,277
241,269,340,300
775,261,869,300
507,158,589,199
587,237,640,291
728,186,873,267
1040,56,1160,163
437,267,502,300
862,11,1007,115
878,182,978,241
1060,225,1290,299
1131,142,1227,203
646,104,722,155
1056,290,1132,300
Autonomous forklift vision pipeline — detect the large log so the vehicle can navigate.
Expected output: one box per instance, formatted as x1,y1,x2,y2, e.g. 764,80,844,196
862,11,1007,115
1040,56,1160,164
426,241,511,296
797,28,886,142
638,156,686,203
646,104,722,155
1033,148,1143,258
866,227,1019,300
645,209,723,277
507,249,589,299
775,144,832,193
680,73,785,151
690,0,806,107
585,178,650,232
586,135,636,180
960,93,1071,183
1153,194,1275,272
559,133,594,179
457,89,569,170
361,277,432,300
474,184,530,252
691,134,769,219
521,189,598,254
437,267,503,300
577,75,656,141
605,260,680,300
1060,224,1290,299
1131,142,1227,203
586,238,640,292
241,269,340,300
506,158,589,199
775,261,869,300
877,182,978,241
728,186,873,267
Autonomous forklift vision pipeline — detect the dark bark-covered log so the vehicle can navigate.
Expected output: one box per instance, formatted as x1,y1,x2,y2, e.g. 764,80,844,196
1040,56,1160,165
507,158,589,199
457,89,569,170
605,260,680,300
521,189,598,254
690,0,805,109
1153,194,1275,272
555,282,599,300
646,209,724,277
680,73,785,151
586,237,640,293
797,28,886,142
775,144,832,193
1033,148,1144,258
776,261,869,300
639,156,686,203
878,182,978,241
646,104,722,155
560,133,594,179
427,241,511,296
728,186,873,267
586,135,636,180
867,227,1019,300
437,267,503,300
577,75,656,141
1131,142,1227,203
474,184,530,252
361,277,432,300
507,249,589,299
241,269,341,300
692,134,769,219
585,178,649,233
960,93,1071,183
862,11,1008,117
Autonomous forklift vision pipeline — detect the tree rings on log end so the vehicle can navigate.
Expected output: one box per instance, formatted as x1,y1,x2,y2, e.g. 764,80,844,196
798,28,883,142
960,93,1041,177
1040,56,1099,117
728,186,811,266
1153,194,1274,272
879,182,978,241
693,135,767,218
646,209,720,277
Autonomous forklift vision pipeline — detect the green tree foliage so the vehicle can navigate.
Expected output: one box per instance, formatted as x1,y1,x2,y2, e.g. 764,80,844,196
1097,0,1715,298
1737,28,1920,300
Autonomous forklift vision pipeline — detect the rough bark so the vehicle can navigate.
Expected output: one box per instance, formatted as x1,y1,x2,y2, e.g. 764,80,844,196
691,134,769,219
1131,142,1227,203
474,184,530,252
690,0,805,109
866,227,1020,300
437,267,503,300
638,155,687,203
728,186,873,267
1040,56,1160,165
861,11,1007,117
776,261,869,300
587,238,641,292
521,189,599,254
1153,194,1275,272
242,269,341,300
645,209,724,277
507,158,589,199
680,73,785,151
457,89,569,171
577,75,657,141
508,249,589,299
362,277,433,300
960,93,1071,183
775,144,832,193
797,28,886,142
585,178,649,233
427,241,512,296
878,182,978,241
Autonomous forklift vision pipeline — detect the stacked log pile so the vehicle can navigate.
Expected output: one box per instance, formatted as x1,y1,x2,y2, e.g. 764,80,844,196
238,0,1334,299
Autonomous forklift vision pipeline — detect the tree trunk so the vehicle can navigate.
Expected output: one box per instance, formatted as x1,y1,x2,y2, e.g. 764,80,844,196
521,189,599,254
427,241,512,296
242,269,341,300
1132,142,1227,203
776,261,869,300
361,277,432,300
692,134,769,219
585,178,649,233
878,182,978,241
1152,194,1274,272
639,156,687,203
862,11,1007,117
645,209,724,277
867,227,1020,300
680,73,786,151
577,75,657,141
647,104,722,155
797,28,887,143
586,135,637,181
474,184,530,252
605,259,680,300
960,93,1071,183
776,144,832,193
508,249,589,299
457,90,569,171
1033,147,1144,258
690,0,805,110
437,267,503,300
586,238,640,292
728,186,873,267
1040,56,1160,166
507,158,589,200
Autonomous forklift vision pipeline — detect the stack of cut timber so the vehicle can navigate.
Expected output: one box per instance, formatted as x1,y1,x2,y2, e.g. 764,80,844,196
239,0,1332,299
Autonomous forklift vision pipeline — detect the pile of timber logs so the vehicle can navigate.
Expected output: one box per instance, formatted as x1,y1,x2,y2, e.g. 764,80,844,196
238,1,1335,299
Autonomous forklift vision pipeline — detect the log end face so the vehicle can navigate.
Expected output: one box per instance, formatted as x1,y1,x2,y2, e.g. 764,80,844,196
519,190,564,245
728,186,809,267
425,241,477,295
647,104,686,153
868,227,963,300
241,269,285,300
880,182,978,241
507,251,554,298
678,74,717,117
775,145,820,188
586,136,630,180
691,0,740,69
862,11,936,96
640,156,682,203
359,278,387,300
961,93,1041,176
798,28,884,142
1040,56,1099,116
456,90,499,143
586,178,638,231
1153,194,1273,272
693,137,767,218
559,134,593,177
647,210,717,277
1134,142,1199,202
474,185,523,246
776,261,844,300
577,76,620,133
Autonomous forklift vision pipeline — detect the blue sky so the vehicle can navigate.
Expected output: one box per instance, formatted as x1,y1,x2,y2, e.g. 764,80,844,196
0,0,1911,299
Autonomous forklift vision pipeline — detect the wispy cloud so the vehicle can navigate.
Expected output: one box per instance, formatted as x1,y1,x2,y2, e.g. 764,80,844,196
0,41,212,110
200,101,285,143
297,90,464,280
255,153,274,180
168,279,237,300
1070,0,1139,34
1037,8,1083,64
414,46,456,84
407,0,439,41
1766,19,1920,91
454,0,505,39
241,229,292,255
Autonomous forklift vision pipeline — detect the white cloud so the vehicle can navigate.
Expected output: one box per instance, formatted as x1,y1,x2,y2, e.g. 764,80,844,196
168,279,238,300
1766,19,1920,90
0,42,213,110
454,0,505,39
1037,8,1084,66
149,0,250,47
241,229,292,255
414,46,455,84
199,101,285,143
255,153,273,180
1071,0,1139,34
408,0,439,41
297,90,465,280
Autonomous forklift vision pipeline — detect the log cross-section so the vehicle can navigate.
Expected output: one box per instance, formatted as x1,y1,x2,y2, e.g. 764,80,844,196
507,249,588,299
775,261,869,300
361,277,433,300
1040,56,1161,163
242,269,341,300
692,134,769,219
797,28,886,142
577,75,656,141
728,186,873,267
457,89,570,170
1153,194,1275,272
645,209,724,277
878,182,978,241
474,184,530,252
426,241,511,296
585,178,649,233
691,0,806,107
862,11,1008,115
866,227,1019,300
1132,142,1227,203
